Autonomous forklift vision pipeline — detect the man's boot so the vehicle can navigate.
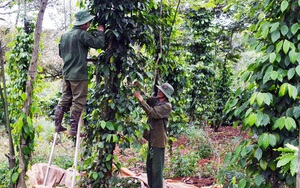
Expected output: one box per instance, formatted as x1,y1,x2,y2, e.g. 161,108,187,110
69,111,82,136
55,106,67,132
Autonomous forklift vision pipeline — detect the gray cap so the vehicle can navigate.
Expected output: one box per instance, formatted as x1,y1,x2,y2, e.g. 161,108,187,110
156,83,174,100
73,10,95,26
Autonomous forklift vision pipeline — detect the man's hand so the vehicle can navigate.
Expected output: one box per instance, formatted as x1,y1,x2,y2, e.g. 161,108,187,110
134,91,143,102
98,25,104,32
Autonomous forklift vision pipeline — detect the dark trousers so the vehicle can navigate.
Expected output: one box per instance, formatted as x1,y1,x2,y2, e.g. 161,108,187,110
58,79,88,113
146,147,165,188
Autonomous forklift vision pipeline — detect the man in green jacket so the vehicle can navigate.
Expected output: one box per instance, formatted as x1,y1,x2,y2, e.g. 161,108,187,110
54,9,105,136
134,83,174,188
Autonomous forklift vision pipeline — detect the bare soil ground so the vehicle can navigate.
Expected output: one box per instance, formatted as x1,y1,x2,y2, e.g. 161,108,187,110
116,125,249,188
0,125,248,188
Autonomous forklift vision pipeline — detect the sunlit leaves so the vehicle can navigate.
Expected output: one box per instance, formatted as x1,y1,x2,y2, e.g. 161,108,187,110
258,133,278,149
271,31,279,42
291,23,300,35
262,22,270,39
296,65,300,76
269,52,276,63
249,92,272,106
283,40,291,54
275,40,283,53
245,112,257,126
273,117,296,130
280,25,289,36
275,143,298,176
278,83,297,99
280,1,289,12
222,0,300,186
287,68,295,80
288,50,298,63
238,179,247,188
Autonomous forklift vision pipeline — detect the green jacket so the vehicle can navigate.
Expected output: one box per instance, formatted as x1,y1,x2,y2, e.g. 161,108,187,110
140,99,172,148
59,26,105,80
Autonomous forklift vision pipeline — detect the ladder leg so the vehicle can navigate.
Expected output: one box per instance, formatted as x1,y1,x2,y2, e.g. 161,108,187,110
43,132,59,186
71,112,84,188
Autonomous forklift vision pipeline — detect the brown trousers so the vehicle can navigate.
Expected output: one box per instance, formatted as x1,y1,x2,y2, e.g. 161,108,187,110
58,79,88,113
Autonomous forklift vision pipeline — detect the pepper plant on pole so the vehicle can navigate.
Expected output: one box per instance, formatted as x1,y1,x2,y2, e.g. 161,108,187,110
76,0,181,187
223,0,300,187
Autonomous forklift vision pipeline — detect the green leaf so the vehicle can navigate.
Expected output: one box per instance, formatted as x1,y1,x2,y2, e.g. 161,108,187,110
281,25,289,36
117,125,123,132
277,154,295,167
238,179,247,188
112,134,118,142
291,157,297,175
105,154,112,162
261,113,270,125
262,24,269,39
296,65,300,76
21,92,26,101
269,52,276,63
279,83,288,97
254,174,263,186
249,93,257,105
106,122,115,131
100,121,106,129
283,40,290,54
269,134,277,147
263,71,271,84
287,68,295,80
260,159,268,170
106,134,112,142
285,117,296,130
276,40,283,53
270,71,278,80
293,107,300,119
247,113,257,126
241,146,249,157
255,148,262,161
264,93,272,105
12,172,19,183
257,92,264,106
271,31,280,43
92,172,98,180
291,23,299,35
287,84,297,99
289,50,297,63
98,142,104,148
99,171,104,178
281,1,289,12
258,133,270,149
270,22,279,32
241,71,251,82
274,117,286,130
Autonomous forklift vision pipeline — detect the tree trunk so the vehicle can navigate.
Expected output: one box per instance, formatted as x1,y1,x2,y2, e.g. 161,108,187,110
17,0,48,187
297,127,300,188
1,42,16,188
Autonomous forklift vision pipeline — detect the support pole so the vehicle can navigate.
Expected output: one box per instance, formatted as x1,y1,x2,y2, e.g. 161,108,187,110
43,132,59,186
71,112,84,188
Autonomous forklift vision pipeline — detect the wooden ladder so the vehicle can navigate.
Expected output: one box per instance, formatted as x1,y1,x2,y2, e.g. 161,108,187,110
43,112,84,188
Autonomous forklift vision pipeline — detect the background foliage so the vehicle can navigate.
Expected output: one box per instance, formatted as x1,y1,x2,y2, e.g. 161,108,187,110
0,0,299,187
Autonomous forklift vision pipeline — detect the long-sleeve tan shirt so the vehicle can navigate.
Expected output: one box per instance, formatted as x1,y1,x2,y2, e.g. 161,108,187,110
140,99,172,148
